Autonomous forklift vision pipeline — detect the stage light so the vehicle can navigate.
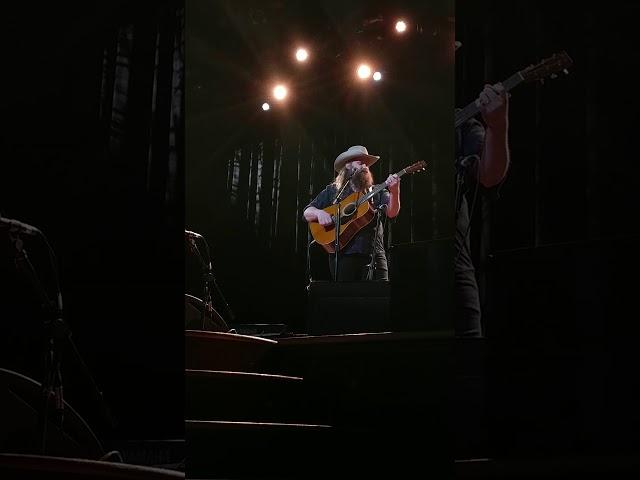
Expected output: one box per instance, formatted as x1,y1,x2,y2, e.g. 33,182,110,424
395,20,407,33
273,84,288,101
357,64,372,79
373,71,382,81
262,102,270,111
295,48,309,62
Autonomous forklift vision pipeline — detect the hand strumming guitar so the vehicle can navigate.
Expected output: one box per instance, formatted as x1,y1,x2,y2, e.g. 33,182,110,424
303,207,334,226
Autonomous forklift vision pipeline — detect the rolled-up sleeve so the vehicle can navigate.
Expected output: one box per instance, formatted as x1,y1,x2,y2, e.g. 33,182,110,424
303,185,334,219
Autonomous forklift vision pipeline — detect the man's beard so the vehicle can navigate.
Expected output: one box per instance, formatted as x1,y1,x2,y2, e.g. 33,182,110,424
351,169,374,191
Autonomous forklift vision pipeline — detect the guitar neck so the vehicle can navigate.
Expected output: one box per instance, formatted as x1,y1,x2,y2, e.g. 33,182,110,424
454,71,523,129
355,167,411,207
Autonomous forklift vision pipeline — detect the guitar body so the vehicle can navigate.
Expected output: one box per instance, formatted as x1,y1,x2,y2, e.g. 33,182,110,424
308,191,375,253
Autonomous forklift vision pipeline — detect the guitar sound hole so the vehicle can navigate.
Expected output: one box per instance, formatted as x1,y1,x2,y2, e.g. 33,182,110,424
342,202,356,216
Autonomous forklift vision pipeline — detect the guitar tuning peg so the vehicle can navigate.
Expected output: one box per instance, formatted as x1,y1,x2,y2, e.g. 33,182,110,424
550,73,558,79
563,69,569,75
539,78,545,85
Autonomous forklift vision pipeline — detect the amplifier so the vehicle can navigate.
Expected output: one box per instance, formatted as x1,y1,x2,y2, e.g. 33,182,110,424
305,281,390,335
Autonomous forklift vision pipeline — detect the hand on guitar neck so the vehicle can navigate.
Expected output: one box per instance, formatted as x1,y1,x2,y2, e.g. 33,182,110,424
385,173,400,193
384,173,400,218
455,50,572,129
477,83,508,131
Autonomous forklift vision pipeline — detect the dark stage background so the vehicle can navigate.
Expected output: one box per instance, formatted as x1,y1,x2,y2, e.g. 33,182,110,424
1,1,184,453
186,0,455,334
457,0,640,462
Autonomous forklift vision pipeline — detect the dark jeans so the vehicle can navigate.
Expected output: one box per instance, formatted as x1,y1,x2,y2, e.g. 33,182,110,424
455,196,482,337
454,264,482,337
328,253,388,281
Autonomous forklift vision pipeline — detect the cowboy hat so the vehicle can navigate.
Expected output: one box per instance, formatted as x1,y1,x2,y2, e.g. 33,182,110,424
334,145,380,172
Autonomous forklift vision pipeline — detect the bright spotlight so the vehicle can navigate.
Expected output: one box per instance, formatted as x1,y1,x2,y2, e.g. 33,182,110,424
373,71,382,81
262,102,270,111
273,84,288,101
395,20,407,33
357,64,372,79
295,48,309,62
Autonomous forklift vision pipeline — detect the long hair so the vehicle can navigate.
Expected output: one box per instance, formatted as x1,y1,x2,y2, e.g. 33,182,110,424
333,168,348,191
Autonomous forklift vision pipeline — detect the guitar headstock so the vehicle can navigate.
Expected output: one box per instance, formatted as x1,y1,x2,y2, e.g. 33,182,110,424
520,51,573,83
405,160,427,174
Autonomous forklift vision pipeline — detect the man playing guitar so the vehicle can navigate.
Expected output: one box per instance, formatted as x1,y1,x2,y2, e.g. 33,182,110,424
303,145,400,281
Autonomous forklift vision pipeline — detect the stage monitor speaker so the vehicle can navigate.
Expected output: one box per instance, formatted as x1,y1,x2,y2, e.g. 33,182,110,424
389,239,454,333
306,281,390,335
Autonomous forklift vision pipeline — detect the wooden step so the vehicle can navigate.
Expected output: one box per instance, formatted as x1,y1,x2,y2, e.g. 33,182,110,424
454,456,640,479
186,370,307,423
187,419,331,432
265,332,451,426
186,420,452,477
185,330,276,372
186,420,333,478
0,453,183,479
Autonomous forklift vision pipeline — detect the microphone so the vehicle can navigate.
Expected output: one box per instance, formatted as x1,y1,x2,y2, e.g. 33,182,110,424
0,217,41,236
346,165,362,179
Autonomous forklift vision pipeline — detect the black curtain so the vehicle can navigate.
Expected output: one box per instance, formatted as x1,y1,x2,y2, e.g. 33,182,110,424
457,0,640,459
1,2,184,448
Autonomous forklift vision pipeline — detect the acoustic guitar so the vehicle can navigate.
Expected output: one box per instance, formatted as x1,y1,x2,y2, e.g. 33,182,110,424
455,50,573,128
308,160,427,253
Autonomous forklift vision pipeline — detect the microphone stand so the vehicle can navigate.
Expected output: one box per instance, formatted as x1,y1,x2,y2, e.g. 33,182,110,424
190,240,209,330
187,232,235,330
9,228,114,454
305,230,315,288
331,170,356,282
12,234,62,454
365,203,388,281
